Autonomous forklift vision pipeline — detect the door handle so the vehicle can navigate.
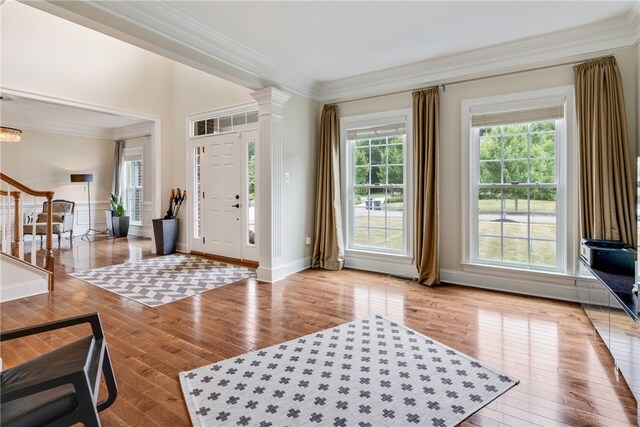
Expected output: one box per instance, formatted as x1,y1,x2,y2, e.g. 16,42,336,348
232,203,240,208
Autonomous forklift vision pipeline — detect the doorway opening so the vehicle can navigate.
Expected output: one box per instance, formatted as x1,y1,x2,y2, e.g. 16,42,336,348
188,105,259,263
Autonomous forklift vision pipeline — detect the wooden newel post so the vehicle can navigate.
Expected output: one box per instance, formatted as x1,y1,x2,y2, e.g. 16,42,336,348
11,191,21,258
44,192,55,290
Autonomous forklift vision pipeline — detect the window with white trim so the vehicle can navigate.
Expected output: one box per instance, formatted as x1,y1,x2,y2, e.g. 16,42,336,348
343,111,411,256
121,147,143,226
465,91,571,272
192,109,258,137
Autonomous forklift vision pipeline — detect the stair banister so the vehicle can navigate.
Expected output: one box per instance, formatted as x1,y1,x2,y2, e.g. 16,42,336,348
0,173,55,289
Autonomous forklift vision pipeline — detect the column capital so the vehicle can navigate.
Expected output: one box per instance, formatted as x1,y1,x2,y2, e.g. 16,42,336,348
250,87,291,116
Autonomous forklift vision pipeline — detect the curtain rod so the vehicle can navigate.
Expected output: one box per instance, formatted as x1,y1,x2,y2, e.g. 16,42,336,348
333,54,614,104
116,134,151,142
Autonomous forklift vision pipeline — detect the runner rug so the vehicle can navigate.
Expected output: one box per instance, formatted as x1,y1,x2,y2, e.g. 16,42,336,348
71,255,255,307
180,315,518,427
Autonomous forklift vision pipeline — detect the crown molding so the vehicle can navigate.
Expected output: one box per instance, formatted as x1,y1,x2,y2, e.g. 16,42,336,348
318,10,640,102
28,1,639,104
318,7,640,102
32,0,320,100
113,122,153,141
1,113,114,140
0,88,154,140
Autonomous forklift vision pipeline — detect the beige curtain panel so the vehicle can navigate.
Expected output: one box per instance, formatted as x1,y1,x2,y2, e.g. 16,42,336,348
311,105,345,270
574,56,636,247
413,87,440,285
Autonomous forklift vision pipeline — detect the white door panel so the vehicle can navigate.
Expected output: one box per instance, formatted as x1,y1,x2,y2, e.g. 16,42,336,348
203,133,242,258
190,129,258,262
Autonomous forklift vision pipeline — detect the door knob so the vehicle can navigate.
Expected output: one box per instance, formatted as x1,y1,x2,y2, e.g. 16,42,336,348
232,203,240,208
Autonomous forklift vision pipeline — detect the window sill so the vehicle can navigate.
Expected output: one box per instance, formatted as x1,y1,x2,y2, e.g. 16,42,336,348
346,249,412,264
345,249,416,278
461,262,578,284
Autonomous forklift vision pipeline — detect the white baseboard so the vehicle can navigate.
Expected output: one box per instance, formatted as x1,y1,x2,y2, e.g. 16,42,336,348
128,223,152,238
345,255,417,279
257,256,312,283
278,256,312,279
256,266,276,283
440,268,579,302
0,279,49,303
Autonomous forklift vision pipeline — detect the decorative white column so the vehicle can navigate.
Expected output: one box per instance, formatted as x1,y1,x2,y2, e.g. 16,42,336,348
251,87,291,282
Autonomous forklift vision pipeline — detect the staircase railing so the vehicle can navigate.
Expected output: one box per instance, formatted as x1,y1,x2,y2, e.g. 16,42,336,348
0,173,55,289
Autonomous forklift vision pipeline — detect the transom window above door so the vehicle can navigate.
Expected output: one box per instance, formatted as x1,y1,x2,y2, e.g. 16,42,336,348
192,109,258,137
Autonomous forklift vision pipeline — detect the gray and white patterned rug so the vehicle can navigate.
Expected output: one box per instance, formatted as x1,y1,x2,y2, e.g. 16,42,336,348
71,255,255,307
180,315,518,427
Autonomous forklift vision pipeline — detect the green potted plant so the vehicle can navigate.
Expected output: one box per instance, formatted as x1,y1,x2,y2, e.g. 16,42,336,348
109,193,130,238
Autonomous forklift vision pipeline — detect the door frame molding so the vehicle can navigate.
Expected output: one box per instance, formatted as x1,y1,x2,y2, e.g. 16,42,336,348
0,87,162,250
185,103,259,259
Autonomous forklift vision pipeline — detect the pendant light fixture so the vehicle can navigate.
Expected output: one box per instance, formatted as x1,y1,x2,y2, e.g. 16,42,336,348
0,126,22,142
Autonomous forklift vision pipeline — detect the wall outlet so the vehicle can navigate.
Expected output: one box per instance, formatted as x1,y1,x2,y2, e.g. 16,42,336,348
305,236,312,245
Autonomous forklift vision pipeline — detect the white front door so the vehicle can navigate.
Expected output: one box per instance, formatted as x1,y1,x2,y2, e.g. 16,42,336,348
202,132,242,259
190,129,258,261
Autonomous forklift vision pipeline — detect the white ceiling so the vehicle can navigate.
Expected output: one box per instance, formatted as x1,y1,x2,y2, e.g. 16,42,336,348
20,0,640,103
0,95,148,139
175,1,637,82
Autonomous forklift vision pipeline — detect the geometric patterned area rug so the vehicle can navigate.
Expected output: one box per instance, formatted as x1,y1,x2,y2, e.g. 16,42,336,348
180,315,518,427
71,255,255,307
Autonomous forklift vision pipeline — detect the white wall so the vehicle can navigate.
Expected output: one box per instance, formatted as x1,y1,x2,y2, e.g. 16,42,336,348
0,0,172,239
0,129,113,202
0,128,114,235
1,1,256,248
281,94,322,272
338,46,638,301
169,62,254,248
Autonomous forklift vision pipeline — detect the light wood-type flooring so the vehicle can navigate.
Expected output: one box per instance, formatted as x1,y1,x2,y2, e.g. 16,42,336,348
1,237,637,426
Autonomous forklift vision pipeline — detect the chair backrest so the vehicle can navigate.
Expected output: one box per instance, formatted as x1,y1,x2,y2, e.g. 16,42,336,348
43,199,75,215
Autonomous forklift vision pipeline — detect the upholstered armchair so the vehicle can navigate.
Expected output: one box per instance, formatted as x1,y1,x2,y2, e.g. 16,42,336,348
23,199,75,246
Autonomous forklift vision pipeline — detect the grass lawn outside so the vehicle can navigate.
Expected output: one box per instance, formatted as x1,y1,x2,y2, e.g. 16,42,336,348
478,220,556,266
354,209,404,250
478,198,556,213
349,200,557,265
477,198,557,266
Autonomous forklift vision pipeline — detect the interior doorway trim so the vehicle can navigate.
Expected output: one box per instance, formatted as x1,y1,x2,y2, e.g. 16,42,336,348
0,87,163,243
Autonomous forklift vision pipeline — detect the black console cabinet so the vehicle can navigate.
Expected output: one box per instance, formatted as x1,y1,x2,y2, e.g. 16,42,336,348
578,259,639,406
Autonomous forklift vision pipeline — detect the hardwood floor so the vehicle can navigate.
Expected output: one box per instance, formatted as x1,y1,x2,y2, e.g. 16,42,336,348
1,236,637,426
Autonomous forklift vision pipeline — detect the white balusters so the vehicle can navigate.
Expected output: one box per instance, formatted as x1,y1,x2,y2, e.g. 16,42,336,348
2,186,8,254
18,192,24,259
31,195,36,264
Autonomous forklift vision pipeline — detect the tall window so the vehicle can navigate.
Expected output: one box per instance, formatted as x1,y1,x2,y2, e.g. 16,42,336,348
121,147,143,226
344,111,411,255
465,93,570,272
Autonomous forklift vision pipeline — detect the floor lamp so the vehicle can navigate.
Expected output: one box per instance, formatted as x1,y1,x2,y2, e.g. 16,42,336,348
70,174,103,241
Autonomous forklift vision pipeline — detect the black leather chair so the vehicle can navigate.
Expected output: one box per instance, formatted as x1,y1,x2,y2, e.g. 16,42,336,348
0,313,118,427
